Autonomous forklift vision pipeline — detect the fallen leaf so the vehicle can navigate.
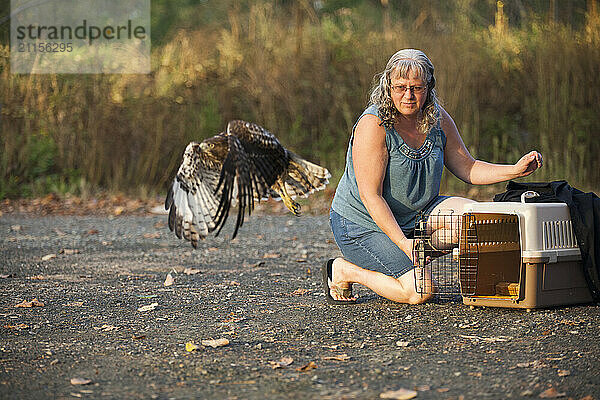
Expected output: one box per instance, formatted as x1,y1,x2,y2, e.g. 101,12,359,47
291,288,311,295
459,334,511,343
87,229,99,235
164,273,174,287
136,294,157,299
143,232,161,239
183,268,201,275
186,342,199,352
60,248,79,255
323,354,351,361
539,388,566,398
269,356,294,369
4,323,29,330
70,378,92,385
263,252,280,259
557,370,570,377
379,388,418,399
113,206,125,216
41,254,56,261
245,261,265,268
132,335,146,340
279,356,294,365
396,341,410,347
15,298,45,308
201,338,229,348
70,392,82,398
137,302,158,312
207,247,218,252
516,360,548,369
65,301,84,306
93,324,118,332
437,388,450,393
229,280,240,286
296,361,317,372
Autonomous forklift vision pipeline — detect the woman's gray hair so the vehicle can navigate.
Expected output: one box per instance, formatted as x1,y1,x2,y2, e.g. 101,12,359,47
369,49,441,134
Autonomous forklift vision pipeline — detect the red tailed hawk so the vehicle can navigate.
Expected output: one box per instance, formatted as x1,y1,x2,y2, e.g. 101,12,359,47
165,120,330,247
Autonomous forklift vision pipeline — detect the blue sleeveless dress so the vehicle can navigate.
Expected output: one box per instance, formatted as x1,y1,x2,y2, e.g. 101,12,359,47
329,104,448,278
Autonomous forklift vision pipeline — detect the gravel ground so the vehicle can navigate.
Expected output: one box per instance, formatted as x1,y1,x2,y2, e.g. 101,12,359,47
1,213,599,399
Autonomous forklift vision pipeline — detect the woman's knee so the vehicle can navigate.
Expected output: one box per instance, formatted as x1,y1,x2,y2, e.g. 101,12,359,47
396,270,433,304
406,291,432,304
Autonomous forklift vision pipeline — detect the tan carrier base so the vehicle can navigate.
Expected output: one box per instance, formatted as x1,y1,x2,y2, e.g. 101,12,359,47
462,259,593,310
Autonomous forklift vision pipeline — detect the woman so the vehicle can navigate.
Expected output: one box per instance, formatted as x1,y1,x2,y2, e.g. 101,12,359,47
326,49,543,304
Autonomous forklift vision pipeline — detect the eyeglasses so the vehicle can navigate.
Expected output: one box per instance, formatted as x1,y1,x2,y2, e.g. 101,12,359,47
390,85,427,95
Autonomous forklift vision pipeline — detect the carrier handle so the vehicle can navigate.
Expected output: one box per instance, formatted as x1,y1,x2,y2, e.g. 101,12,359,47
520,191,540,203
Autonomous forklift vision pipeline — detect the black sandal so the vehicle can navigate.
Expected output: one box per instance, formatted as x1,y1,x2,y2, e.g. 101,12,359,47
322,259,357,305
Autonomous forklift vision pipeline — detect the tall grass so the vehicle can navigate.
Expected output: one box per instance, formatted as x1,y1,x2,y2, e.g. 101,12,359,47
1,1,599,199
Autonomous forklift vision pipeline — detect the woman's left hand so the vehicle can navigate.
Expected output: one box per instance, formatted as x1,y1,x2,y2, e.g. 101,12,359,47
514,151,543,177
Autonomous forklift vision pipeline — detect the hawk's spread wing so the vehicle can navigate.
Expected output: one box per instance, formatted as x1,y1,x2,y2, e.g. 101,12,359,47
226,120,289,195
165,140,223,247
165,121,291,246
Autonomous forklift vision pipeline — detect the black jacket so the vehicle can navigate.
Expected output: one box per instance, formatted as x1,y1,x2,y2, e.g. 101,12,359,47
494,181,600,302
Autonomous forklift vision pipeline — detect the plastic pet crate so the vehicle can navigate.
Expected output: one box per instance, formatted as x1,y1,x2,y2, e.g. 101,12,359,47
413,199,593,310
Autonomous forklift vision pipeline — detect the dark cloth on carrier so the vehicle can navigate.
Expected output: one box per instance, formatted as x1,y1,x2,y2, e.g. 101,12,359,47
494,180,600,302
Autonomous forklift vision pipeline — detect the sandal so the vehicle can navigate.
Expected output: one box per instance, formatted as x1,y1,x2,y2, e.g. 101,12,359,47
322,259,356,305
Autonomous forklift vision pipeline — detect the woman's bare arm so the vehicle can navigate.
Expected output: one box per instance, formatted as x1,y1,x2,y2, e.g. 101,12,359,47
441,107,542,185
352,115,415,261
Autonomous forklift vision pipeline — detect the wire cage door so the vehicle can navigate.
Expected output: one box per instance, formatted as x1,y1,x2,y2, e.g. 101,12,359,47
413,212,478,297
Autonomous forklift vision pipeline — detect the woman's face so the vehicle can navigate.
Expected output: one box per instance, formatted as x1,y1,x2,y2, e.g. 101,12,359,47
390,70,428,118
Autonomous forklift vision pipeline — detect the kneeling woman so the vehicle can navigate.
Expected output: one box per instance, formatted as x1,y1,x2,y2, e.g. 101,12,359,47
326,49,543,304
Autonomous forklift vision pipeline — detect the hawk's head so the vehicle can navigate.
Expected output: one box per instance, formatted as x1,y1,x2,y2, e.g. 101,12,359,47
199,134,228,162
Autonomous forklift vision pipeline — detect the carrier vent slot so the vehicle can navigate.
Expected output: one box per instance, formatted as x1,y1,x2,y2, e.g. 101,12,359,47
543,220,577,249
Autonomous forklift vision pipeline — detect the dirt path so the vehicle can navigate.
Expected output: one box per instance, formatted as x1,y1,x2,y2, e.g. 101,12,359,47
1,214,599,399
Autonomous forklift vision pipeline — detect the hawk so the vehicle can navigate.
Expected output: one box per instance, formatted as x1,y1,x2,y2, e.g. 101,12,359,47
165,120,331,247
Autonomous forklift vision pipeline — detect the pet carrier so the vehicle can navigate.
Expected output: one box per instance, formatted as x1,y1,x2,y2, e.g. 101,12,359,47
413,195,593,310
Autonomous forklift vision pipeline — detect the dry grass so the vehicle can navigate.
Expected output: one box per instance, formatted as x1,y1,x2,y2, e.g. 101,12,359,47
1,2,599,200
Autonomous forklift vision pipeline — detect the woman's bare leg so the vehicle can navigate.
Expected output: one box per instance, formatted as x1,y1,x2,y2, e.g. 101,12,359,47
426,197,477,249
329,257,432,304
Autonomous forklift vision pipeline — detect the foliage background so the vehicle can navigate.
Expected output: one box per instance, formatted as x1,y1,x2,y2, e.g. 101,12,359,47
0,0,598,200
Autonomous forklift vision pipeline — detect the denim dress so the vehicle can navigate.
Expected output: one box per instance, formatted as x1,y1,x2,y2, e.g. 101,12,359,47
330,104,447,278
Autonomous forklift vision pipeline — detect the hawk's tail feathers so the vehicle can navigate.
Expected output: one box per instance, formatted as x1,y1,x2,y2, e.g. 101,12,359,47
283,152,331,199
